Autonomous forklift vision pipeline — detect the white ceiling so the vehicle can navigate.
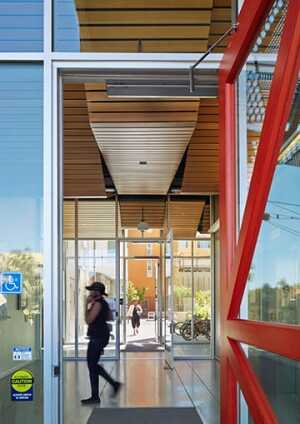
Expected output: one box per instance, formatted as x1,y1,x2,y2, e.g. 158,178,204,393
92,121,196,194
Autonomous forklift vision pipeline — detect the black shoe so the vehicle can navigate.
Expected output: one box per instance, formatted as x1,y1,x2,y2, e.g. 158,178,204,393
111,381,122,398
81,396,100,405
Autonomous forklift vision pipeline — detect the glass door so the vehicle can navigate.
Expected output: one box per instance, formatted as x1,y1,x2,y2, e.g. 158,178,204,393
120,253,163,351
63,239,120,360
165,230,174,368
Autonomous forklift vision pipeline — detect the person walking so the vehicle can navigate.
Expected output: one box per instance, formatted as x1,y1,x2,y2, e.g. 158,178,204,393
127,299,143,336
81,282,121,405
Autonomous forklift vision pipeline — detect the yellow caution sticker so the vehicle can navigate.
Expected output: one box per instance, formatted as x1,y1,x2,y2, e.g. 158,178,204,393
11,369,34,401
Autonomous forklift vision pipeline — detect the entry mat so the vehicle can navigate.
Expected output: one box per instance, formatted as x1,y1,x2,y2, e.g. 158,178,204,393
88,407,203,424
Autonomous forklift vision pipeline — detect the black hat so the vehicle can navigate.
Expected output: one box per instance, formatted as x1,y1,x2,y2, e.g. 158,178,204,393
85,281,108,296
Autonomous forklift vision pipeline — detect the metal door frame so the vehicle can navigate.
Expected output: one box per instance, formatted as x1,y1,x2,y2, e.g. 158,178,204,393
50,57,223,424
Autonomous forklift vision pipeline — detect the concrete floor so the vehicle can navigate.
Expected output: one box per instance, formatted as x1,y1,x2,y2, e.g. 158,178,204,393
64,353,220,424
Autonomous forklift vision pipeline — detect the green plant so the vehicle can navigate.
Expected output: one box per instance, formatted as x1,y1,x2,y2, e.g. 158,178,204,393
194,289,211,320
127,281,148,303
127,281,138,303
136,286,148,302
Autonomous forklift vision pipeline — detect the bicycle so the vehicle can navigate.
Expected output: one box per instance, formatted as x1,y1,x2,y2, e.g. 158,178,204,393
176,318,211,341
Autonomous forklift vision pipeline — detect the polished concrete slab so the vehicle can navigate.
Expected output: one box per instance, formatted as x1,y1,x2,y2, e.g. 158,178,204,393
64,353,220,424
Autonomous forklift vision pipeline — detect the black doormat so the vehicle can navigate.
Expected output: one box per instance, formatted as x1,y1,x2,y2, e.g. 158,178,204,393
124,338,164,352
87,407,202,424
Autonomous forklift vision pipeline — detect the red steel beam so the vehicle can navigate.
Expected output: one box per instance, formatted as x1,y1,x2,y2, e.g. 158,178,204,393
227,320,300,362
228,340,279,424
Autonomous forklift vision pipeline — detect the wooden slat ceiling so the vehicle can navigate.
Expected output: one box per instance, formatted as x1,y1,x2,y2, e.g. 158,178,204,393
75,0,232,53
78,201,116,238
64,83,106,197
167,200,205,238
64,201,75,239
63,201,116,238
181,98,219,193
119,199,166,228
85,83,200,195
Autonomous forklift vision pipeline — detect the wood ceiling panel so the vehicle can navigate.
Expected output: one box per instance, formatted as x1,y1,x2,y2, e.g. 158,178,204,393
119,200,166,228
63,83,106,197
168,200,205,238
208,0,232,52
64,201,75,239
74,0,231,53
78,201,116,238
182,98,219,194
86,84,200,195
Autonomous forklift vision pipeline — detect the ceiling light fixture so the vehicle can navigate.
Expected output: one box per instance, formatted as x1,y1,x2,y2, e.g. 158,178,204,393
137,207,150,235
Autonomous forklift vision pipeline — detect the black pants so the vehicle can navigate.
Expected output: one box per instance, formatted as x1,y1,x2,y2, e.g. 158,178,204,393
87,338,116,398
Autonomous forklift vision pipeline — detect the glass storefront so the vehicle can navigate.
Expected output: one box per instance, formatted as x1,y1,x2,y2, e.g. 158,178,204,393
0,63,43,422
63,200,118,359
171,238,212,358
236,1,300,422
240,74,300,325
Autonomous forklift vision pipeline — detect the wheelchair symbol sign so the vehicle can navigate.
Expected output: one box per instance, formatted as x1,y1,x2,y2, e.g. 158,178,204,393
0,272,23,294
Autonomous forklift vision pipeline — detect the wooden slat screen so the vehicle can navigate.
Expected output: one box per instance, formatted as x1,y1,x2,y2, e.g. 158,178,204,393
167,200,205,238
119,199,166,228
182,98,219,193
64,83,106,197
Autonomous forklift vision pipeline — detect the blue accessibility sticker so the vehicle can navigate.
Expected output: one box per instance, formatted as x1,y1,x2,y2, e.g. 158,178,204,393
0,272,23,294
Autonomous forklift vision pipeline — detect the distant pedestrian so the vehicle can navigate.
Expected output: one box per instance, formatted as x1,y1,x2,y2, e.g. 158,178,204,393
127,299,143,336
81,282,121,405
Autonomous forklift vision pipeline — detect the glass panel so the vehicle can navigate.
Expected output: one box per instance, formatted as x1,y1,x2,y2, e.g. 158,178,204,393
77,240,117,358
238,1,288,216
194,257,211,356
0,0,43,51
54,1,232,53
241,74,300,324
63,240,75,358
173,240,192,257
173,257,193,352
125,228,161,239
241,345,300,424
0,64,43,422
193,239,211,256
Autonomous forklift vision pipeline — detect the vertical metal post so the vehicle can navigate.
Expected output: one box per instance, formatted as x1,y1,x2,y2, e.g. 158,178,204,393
115,195,120,359
191,239,195,342
74,199,79,359
210,196,215,359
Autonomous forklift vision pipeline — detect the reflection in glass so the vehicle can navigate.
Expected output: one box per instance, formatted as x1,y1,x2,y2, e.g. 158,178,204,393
242,345,300,424
54,1,232,53
241,77,300,325
0,63,43,422
238,0,288,201
0,0,43,51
